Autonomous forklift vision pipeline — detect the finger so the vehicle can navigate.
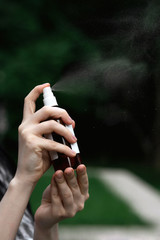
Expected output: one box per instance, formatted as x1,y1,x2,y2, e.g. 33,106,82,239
51,175,63,207
39,137,76,158
77,165,89,198
54,170,74,209
72,120,75,129
64,168,81,198
34,120,77,144
23,83,50,120
33,106,73,125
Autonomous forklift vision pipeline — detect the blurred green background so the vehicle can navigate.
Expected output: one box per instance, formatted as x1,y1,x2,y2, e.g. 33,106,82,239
1,0,160,226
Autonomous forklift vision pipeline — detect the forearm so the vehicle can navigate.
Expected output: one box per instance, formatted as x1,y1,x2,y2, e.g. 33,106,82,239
34,223,59,240
0,176,35,240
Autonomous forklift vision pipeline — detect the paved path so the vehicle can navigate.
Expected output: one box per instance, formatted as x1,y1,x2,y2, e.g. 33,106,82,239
59,167,160,239
97,168,160,226
59,226,160,240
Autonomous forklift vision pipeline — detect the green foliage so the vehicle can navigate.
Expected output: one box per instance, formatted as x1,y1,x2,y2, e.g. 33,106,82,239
0,0,99,153
1,0,160,163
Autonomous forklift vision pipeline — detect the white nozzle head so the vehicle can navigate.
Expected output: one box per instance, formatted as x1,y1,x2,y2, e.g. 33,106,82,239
43,86,58,106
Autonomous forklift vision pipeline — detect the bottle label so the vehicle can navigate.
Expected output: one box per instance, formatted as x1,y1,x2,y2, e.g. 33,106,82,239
65,125,80,154
44,124,80,161
71,141,80,154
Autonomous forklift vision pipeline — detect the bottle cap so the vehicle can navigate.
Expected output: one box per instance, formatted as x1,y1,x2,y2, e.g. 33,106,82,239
43,87,58,106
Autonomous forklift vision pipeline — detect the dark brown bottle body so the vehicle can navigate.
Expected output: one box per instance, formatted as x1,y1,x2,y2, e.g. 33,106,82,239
51,124,82,171
43,86,82,171
53,153,82,171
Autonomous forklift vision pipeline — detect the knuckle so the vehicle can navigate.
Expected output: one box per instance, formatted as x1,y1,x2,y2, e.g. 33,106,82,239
67,210,76,218
54,141,73,157
50,140,57,149
50,141,63,153
60,108,70,119
63,128,72,139
63,192,72,199
18,124,23,134
77,203,84,212
56,209,66,220
71,181,78,189
85,193,90,200
61,108,67,115
34,85,40,90
48,119,56,128
83,179,89,188
26,135,36,147
61,145,72,155
24,96,29,104
19,127,36,147
18,125,33,143
42,105,51,114
33,85,41,94
19,127,28,139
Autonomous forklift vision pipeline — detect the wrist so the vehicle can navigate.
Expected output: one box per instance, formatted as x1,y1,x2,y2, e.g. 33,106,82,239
14,168,37,188
11,174,36,195
34,223,59,240
0,174,35,239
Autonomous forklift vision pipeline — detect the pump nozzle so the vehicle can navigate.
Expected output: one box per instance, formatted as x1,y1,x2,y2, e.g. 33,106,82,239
43,86,58,107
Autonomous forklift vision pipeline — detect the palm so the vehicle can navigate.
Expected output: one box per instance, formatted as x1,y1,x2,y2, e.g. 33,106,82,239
27,148,51,183
34,185,57,229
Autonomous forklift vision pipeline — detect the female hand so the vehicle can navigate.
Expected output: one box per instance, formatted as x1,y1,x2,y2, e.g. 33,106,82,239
16,83,77,185
34,164,89,238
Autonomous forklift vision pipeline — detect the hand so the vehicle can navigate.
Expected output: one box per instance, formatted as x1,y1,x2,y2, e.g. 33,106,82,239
34,165,89,232
16,83,77,185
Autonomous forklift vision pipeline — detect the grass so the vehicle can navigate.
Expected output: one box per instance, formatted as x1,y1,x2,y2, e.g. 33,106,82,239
128,165,160,192
61,176,147,225
30,167,147,226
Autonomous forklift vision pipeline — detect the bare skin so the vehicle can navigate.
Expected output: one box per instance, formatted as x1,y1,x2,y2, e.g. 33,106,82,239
0,83,89,240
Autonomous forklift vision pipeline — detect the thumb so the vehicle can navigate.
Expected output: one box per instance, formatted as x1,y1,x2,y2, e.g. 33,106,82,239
41,184,51,203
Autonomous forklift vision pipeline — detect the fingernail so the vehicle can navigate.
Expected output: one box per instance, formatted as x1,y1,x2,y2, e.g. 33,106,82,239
69,116,73,122
41,83,50,89
42,82,50,86
65,167,74,176
71,150,76,156
56,171,63,179
72,135,77,141
77,164,86,173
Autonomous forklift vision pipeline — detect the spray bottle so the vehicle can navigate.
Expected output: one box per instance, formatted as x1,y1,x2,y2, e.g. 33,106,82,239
43,86,81,171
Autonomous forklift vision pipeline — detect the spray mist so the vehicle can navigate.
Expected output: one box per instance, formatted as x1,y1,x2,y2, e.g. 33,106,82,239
43,86,81,171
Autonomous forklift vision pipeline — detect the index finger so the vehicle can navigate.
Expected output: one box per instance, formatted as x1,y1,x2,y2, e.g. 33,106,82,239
23,83,50,120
